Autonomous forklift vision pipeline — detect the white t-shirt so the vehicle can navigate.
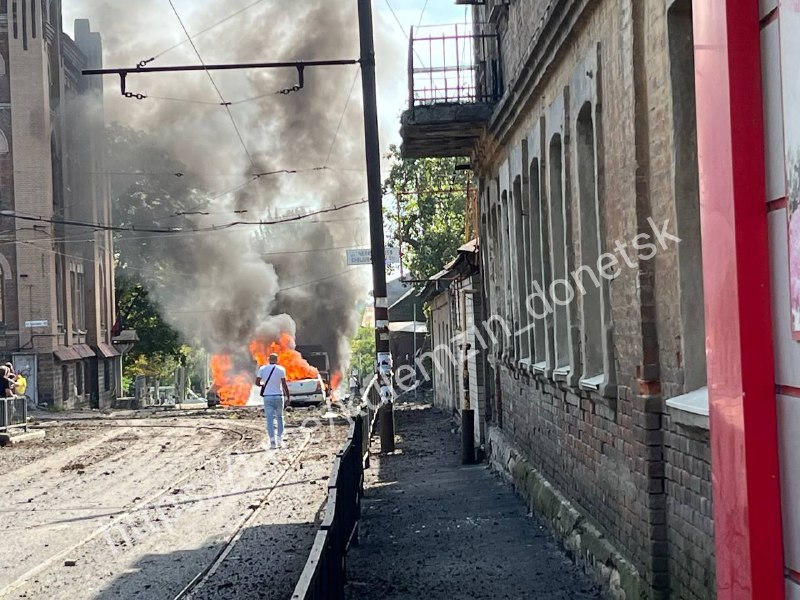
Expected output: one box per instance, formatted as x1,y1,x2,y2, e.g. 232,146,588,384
256,364,286,396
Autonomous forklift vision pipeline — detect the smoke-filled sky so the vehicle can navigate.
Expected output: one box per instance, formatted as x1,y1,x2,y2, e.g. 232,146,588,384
61,0,464,371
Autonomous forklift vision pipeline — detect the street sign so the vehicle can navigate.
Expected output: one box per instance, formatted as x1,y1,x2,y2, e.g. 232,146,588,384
25,320,48,328
346,247,401,266
346,249,372,265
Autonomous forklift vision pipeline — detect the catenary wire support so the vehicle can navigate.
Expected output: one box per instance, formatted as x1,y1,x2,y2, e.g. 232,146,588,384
87,59,358,99
276,64,305,95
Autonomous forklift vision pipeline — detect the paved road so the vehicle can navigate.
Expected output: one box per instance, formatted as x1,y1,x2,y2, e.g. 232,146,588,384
0,409,346,600
345,403,603,600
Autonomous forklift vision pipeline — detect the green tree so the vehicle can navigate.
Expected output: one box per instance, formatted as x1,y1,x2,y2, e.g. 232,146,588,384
116,275,186,380
107,124,208,277
383,145,468,280
107,125,208,380
350,325,376,379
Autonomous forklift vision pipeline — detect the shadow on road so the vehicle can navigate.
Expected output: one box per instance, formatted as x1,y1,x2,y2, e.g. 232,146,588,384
92,522,316,600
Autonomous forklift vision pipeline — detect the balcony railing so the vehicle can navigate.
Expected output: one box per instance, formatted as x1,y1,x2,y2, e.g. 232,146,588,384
408,24,502,108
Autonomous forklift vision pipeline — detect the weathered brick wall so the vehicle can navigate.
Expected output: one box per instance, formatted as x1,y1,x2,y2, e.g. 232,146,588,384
664,413,715,599
96,358,115,409
0,12,116,409
428,292,457,412
472,0,714,597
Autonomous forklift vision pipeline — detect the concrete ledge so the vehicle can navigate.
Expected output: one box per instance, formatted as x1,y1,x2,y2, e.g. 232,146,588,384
487,425,646,600
666,388,709,431
0,428,46,446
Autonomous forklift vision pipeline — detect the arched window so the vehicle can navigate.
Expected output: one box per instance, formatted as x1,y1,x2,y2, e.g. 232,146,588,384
528,155,547,365
548,133,569,371
576,102,604,380
0,130,8,154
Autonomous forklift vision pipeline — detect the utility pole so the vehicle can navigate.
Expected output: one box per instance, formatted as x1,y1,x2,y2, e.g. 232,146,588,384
358,0,395,452
82,5,396,448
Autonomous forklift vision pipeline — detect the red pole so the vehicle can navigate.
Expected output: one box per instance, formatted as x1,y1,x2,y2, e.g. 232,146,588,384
693,1,784,597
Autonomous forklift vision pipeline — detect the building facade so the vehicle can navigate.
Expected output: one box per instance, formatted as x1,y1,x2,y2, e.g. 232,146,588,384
403,1,713,597
0,1,117,409
693,1,800,598
423,241,488,453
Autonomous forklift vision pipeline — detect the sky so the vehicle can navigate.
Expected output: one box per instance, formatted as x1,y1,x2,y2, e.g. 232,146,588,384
62,0,467,152
57,0,470,327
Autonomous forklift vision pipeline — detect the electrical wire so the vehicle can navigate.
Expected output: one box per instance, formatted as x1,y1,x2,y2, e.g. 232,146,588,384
0,215,369,248
0,199,368,235
325,69,360,167
167,0,257,171
417,0,430,28
11,238,365,282
142,0,269,65
169,269,362,314
384,0,428,67
384,0,409,38
11,166,365,178
146,95,223,106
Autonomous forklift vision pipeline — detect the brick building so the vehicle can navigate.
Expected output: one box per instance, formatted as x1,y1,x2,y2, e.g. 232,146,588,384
403,1,712,597
0,2,117,409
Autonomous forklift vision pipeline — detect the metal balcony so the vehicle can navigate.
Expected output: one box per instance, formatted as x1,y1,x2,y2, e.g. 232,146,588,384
400,24,502,159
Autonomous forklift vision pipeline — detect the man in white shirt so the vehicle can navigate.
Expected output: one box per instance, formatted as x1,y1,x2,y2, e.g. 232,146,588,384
255,353,291,449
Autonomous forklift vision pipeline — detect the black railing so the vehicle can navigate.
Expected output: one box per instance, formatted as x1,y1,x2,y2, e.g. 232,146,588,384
0,397,28,430
408,23,502,108
291,383,379,600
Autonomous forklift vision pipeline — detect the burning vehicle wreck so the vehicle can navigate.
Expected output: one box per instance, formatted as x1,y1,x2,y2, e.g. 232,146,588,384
209,333,336,408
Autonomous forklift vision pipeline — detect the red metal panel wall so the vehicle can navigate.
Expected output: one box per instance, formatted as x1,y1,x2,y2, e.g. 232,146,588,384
692,0,785,597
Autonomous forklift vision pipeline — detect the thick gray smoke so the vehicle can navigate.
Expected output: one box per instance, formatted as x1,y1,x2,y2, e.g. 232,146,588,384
69,0,403,370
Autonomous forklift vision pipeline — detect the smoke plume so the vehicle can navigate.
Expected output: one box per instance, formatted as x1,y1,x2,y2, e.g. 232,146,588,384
69,0,404,370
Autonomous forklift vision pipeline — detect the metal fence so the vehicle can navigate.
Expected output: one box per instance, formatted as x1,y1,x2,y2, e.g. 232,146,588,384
291,387,378,600
0,397,28,430
408,23,502,107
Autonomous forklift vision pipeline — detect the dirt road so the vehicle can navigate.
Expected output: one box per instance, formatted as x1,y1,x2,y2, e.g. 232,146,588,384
0,408,347,600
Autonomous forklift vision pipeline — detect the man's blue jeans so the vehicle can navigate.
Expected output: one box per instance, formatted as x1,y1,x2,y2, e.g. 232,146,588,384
263,395,284,442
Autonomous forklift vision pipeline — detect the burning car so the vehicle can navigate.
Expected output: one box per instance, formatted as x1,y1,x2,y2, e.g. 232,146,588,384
211,334,333,408
286,374,328,406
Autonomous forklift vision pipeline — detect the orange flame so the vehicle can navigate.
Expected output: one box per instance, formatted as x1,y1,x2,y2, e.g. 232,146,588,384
249,333,319,381
329,371,343,401
210,333,320,407
209,355,252,407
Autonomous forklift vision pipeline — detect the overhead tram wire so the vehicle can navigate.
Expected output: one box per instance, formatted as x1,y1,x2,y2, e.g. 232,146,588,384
10,238,364,282
145,95,222,106
170,270,362,314
325,68,361,167
0,180,458,244
0,213,369,247
167,0,257,171
140,0,269,66
0,199,368,236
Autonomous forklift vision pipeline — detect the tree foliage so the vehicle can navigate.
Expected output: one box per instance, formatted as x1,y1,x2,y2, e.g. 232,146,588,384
107,124,207,379
107,124,207,278
383,145,468,280
349,325,376,379
116,276,186,379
